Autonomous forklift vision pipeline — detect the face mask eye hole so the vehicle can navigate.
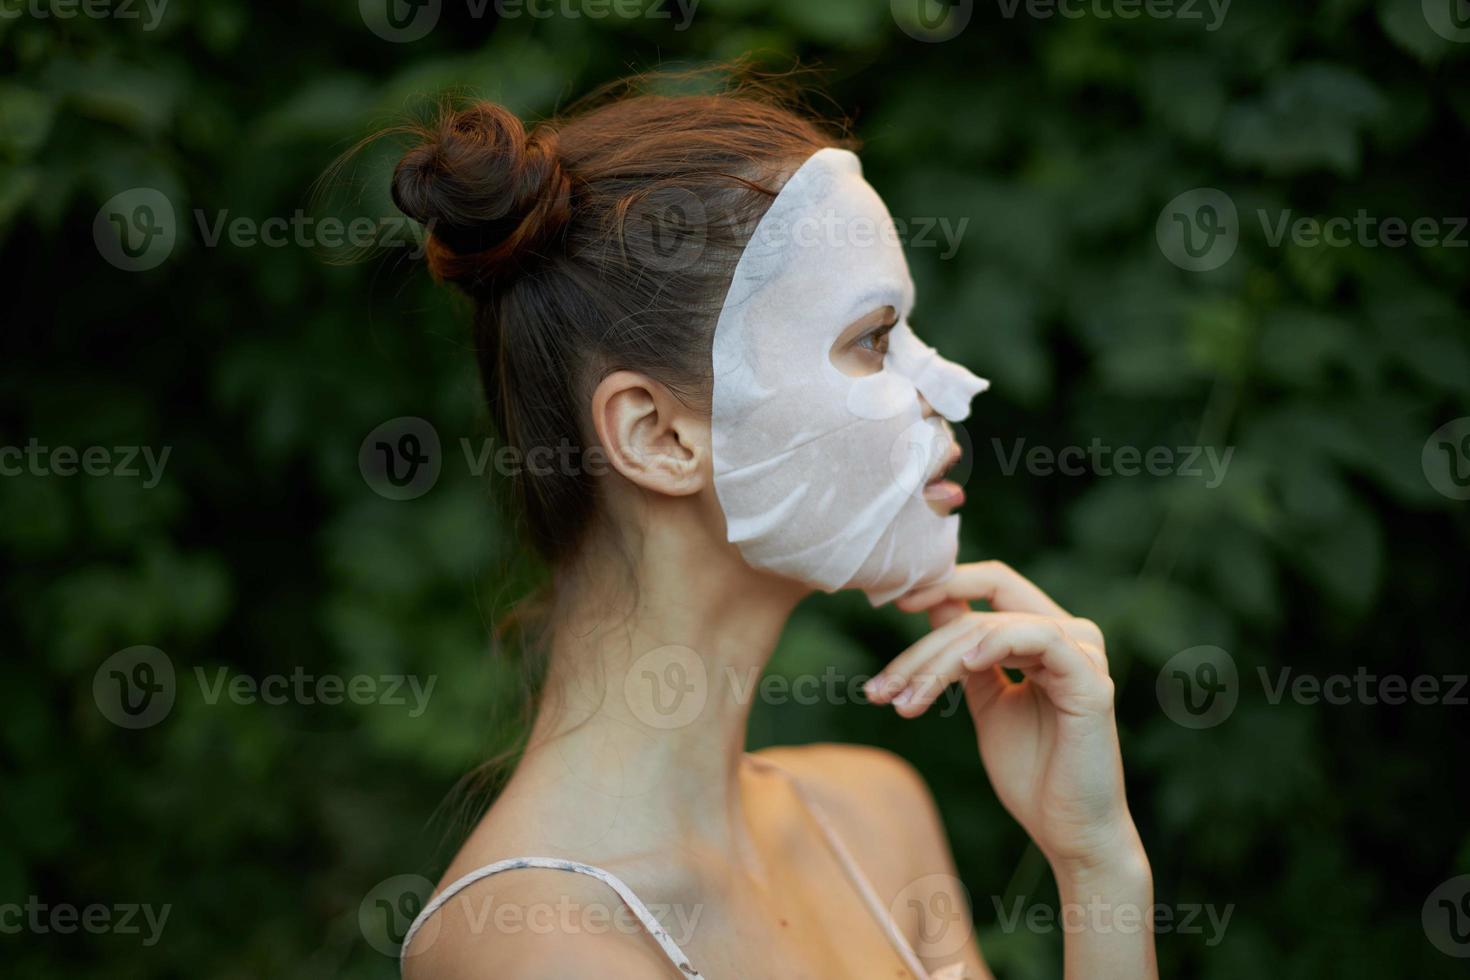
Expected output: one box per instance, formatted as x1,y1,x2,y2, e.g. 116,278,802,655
830,306,898,378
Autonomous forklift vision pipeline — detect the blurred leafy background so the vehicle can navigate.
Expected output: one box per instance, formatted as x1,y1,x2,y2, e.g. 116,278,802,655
3,0,1469,976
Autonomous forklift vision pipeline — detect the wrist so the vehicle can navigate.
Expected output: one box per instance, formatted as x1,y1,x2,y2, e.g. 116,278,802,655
1049,821,1151,893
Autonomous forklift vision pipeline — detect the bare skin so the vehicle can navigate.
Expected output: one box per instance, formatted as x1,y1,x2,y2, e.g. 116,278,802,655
402,308,1157,980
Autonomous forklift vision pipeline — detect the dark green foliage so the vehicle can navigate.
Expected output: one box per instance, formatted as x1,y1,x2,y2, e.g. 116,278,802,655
2,1,1467,976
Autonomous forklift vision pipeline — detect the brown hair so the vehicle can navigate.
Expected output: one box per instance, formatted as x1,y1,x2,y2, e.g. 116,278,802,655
389,70,850,567
379,69,851,813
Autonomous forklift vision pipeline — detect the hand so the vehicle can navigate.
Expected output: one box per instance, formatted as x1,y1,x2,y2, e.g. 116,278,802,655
865,561,1143,876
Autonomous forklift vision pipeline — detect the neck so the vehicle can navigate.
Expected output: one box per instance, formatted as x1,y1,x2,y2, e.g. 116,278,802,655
512,521,806,865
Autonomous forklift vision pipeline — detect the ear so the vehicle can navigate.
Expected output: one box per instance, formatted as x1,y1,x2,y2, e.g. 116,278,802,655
590,370,710,497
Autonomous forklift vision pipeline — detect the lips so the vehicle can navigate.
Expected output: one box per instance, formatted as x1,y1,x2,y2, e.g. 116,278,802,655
923,440,965,508
925,439,962,486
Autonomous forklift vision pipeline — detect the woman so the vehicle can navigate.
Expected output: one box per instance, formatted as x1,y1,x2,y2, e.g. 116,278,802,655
388,74,1156,980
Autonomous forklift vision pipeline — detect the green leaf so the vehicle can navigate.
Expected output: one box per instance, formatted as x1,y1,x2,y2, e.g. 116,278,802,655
1221,63,1389,175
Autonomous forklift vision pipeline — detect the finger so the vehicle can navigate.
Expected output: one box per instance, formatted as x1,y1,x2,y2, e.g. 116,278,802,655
891,627,997,717
865,611,985,703
1071,616,1105,650
928,561,1069,617
875,612,1099,708
872,610,1054,704
1077,640,1107,673
895,584,949,613
965,621,1112,714
894,641,1039,719
928,598,969,629
963,663,1010,715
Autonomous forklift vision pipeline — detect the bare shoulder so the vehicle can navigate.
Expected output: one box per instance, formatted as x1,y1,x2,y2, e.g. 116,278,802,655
750,743,990,978
749,742,948,870
401,864,677,980
752,741,933,806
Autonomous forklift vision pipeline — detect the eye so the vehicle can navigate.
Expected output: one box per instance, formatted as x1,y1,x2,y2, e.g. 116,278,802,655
855,323,894,359
830,306,900,377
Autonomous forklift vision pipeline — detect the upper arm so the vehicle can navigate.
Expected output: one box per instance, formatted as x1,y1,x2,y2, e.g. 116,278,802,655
401,871,678,980
757,742,994,980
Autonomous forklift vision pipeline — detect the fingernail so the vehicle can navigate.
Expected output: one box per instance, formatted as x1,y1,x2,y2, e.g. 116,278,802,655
893,688,914,708
962,648,983,668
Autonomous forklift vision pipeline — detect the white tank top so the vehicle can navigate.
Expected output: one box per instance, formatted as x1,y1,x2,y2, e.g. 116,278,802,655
399,753,968,979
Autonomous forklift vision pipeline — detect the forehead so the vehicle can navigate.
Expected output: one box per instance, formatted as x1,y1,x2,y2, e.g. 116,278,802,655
722,149,916,333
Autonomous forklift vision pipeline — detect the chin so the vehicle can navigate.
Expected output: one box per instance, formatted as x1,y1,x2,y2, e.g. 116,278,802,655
849,512,961,606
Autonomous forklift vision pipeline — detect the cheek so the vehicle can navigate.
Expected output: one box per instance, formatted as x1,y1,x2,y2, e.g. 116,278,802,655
844,370,921,421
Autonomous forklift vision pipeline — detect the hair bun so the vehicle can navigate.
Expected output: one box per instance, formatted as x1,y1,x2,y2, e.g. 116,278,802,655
391,102,572,286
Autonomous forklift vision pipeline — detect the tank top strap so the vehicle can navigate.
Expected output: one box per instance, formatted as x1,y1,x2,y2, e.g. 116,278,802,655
741,751,943,980
399,856,706,979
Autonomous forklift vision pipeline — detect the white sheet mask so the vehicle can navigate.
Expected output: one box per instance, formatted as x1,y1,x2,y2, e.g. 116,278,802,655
710,147,990,605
